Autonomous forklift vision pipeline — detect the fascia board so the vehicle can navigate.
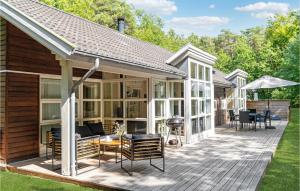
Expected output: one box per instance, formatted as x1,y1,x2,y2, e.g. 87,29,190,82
0,0,75,58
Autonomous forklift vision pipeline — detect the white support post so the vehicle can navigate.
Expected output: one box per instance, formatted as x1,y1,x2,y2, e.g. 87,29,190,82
60,60,73,176
184,78,191,144
148,78,154,134
210,67,215,134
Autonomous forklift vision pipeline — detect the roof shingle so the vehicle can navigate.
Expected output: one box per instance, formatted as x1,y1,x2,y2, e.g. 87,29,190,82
5,0,186,76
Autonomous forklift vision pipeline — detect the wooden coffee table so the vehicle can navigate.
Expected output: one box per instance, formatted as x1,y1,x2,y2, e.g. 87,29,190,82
91,140,121,163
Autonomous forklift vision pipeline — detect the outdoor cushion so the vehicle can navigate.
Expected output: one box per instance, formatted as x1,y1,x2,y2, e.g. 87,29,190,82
132,134,161,140
75,126,94,138
51,128,61,139
86,122,105,136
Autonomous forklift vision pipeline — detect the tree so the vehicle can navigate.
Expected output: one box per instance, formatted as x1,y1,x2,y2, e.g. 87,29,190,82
41,0,95,21
266,11,300,51
92,0,136,34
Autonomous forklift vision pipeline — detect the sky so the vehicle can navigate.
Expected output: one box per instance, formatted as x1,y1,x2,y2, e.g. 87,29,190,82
126,0,299,36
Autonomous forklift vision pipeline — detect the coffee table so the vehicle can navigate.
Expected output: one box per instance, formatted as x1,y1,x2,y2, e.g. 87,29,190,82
91,139,121,163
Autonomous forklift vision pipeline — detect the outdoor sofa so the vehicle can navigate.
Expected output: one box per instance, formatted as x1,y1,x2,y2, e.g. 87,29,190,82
47,122,118,174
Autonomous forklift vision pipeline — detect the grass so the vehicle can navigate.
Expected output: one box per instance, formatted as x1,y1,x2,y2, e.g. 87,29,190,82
259,108,300,191
0,171,102,191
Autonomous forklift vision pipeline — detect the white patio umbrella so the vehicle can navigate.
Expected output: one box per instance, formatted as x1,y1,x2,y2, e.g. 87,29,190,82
242,75,299,128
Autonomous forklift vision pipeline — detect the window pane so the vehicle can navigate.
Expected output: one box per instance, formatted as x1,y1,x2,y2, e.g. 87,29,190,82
155,120,167,134
198,82,204,97
206,116,211,130
41,79,61,99
192,118,199,134
205,84,211,98
103,82,123,99
154,81,166,98
191,100,198,116
127,121,147,134
126,101,147,118
42,103,60,120
83,101,101,118
169,82,183,98
104,101,123,118
205,67,210,81
170,100,179,117
181,100,185,116
83,82,100,99
198,65,204,80
191,81,198,97
155,101,165,117
190,62,196,79
206,100,211,114
199,100,205,114
126,81,147,99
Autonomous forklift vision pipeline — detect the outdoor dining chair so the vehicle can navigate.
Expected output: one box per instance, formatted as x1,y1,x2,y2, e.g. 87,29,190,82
239,111,255,131
228,110,239,130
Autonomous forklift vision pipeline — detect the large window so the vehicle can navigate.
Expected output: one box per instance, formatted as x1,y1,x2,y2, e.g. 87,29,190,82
103,79,148,134
40,76,149,145
188,60,213,134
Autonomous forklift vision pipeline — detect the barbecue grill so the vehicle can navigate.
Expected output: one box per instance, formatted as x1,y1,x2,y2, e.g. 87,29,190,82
165,117,184,147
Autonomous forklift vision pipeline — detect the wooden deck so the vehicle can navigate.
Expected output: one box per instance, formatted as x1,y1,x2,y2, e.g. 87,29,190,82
9,120,288,191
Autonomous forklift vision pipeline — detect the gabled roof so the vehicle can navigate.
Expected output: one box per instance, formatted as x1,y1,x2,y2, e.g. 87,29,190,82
225,69,248,80
166,44,217,66
1,0,186,76
213,69,233,87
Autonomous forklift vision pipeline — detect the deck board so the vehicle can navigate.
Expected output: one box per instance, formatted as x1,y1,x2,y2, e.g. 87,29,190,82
10,120,287,191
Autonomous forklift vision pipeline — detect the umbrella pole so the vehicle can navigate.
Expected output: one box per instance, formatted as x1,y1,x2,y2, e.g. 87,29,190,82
267,89,275,129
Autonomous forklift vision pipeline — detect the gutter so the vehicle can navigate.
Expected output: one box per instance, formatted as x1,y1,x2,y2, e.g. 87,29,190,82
69,58,100,176
72,50,187,78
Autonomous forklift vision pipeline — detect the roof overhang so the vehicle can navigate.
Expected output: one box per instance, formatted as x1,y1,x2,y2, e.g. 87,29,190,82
0,0,75,58
68,52,187,79
166,44,217,66
225,69,248,80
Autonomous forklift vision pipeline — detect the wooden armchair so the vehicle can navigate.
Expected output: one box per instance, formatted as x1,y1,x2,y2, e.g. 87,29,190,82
121,134,165,176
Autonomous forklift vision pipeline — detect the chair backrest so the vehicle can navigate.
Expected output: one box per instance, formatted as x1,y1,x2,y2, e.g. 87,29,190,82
239,111,251,123
75,125,94,138
249,109,256,114
228,110,235,119
86,122,105,136
264,110,271,122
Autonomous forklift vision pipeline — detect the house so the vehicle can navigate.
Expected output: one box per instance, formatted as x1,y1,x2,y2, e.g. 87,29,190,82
0,0,247,176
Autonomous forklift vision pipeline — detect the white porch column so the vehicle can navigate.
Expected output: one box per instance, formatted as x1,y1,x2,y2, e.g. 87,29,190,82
60,60,73,176
211,72,215,134
184,78,191,144
148,78,155,134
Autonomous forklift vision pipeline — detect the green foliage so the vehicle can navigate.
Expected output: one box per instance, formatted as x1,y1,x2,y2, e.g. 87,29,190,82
41,0,95,21
260,108,300,191
39,0,300,106
0,171,99,191
92,0,136,34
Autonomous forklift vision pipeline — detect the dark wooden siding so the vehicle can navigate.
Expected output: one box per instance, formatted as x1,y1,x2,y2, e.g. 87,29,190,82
2,21,103,163
6,73,39,162
6,22,102,78
0,18,7,163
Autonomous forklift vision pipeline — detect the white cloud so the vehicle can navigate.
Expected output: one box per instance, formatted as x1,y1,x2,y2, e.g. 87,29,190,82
235,2,290,19
166,16,229,36
126,0,177,15
209,4,215,9
251,11,275,19
168,16,229,27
